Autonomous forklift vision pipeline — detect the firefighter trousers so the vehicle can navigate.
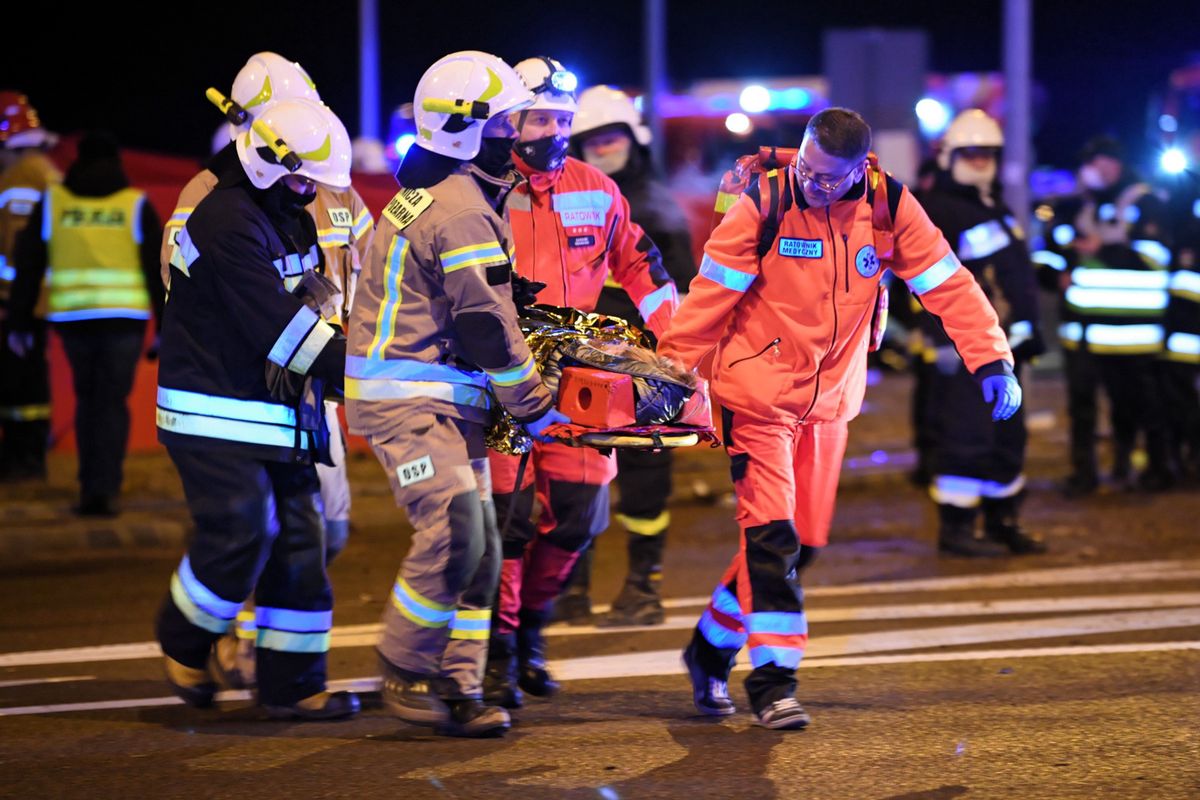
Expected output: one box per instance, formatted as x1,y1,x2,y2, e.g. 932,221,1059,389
690,410,847,710
489,442,614,634
368,413,500,699
156,446,332,707
926,362,1027,506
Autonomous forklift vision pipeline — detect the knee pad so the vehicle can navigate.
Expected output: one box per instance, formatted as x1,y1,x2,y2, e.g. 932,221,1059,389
443,491,486,595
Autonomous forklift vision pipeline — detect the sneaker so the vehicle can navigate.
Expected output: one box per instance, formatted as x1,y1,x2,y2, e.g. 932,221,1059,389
264,690,360,721
753,697,811,730
681,641,735,716
436,698,511,738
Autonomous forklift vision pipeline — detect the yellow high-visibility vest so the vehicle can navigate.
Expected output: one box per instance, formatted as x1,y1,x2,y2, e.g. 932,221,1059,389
43,184,150,322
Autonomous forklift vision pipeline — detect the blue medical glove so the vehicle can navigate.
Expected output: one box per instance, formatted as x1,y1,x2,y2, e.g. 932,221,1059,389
981,374,1022,421
525,407,572,443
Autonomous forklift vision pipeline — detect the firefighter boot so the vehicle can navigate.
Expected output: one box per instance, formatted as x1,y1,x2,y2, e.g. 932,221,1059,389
379,651,451,727
937,504,1006,558
482,630,523,709
437,699,512,738
264,690,361,721
598,531,666,627
982,493,1046,555
164,655,220,709
516,607,559,697
552,546,594,626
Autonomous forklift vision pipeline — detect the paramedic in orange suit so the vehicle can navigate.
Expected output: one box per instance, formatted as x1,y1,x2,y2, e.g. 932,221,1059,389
661,107,1020,730
483,57,679,710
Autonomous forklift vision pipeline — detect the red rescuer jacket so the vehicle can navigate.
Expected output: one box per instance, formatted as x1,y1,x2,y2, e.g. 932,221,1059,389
660,171,1014,425
507,154,678,337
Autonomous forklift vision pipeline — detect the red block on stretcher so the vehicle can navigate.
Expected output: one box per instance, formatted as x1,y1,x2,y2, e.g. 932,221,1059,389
557,367,637,428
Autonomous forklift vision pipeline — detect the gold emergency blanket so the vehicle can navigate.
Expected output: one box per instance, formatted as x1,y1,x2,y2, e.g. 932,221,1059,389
485,306,696,455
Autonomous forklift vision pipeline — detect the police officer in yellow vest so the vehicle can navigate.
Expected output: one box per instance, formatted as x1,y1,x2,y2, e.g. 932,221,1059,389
8,131,164,516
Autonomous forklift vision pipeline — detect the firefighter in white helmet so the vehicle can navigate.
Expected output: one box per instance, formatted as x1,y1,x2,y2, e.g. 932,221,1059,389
159,54,374,685
154,98,358,720
916,109,1046,556
347,50,567,738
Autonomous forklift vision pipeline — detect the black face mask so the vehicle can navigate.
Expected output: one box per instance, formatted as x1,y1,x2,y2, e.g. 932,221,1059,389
515,134,569,172
473,136,516,178
260,180,316,219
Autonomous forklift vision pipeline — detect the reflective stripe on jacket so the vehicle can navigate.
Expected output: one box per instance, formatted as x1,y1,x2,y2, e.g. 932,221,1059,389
507,155,678,336
660,171,1012,424
346,169,551,436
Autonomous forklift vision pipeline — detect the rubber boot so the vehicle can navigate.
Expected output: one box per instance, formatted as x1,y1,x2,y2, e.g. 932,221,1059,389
981,493,1046,555
516,607,559,697
598,531,666,627
937,503,1006,558
482,629,523,709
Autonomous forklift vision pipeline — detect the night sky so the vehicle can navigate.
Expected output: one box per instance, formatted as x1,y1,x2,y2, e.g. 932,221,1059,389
5,0,1197,170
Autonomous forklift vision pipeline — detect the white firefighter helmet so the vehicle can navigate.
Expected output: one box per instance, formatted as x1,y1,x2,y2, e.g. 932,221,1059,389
413,51,533,160
236,98,352,190
513,57,579,114
573,85,652,146
938,109,1004,169
227,52,321,139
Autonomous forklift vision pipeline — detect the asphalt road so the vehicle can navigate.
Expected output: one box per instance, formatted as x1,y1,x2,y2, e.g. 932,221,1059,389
2,373,1198,799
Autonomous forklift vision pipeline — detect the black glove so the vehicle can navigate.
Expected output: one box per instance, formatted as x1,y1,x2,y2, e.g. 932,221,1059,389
145,334,160,362
1011,329,1047,363
511,274,546,315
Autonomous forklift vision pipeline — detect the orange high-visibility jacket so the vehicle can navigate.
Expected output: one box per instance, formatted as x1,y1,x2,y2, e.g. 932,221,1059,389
506,154,678,337
660,172,1013,424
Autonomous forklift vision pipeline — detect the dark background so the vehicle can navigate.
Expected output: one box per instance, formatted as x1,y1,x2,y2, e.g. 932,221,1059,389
5,0,1197,168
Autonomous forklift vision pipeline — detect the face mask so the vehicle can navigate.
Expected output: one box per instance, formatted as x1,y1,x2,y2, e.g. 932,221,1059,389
514,134,569,173
473,136,516,178
583,144,630,176
952,158,997,190
260,180,316,219
1079,164,1107,191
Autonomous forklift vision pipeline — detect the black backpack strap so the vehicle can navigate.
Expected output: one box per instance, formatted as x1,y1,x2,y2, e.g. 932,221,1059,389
885,174,902,223
756,169,789,259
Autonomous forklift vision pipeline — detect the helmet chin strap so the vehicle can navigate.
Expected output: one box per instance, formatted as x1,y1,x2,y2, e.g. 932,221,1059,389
465,162,521,208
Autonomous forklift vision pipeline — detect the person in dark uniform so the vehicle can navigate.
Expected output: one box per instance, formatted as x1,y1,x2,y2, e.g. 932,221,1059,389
152,99,358,720
8,131,164,515
915,110,1046,557
1035,136,1174,495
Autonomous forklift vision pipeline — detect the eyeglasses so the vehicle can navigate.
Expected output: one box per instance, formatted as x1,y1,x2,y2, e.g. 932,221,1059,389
791,157,861,193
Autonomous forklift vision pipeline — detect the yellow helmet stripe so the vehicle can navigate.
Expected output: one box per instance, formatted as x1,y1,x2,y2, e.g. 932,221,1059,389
244,75,272,109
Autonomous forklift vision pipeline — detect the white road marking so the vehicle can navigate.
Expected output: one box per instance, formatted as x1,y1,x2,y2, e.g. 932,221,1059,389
326,592,1200,645
1,641,1197,718
3,561,1198,668
0,675,94,689
547,607,1200,681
